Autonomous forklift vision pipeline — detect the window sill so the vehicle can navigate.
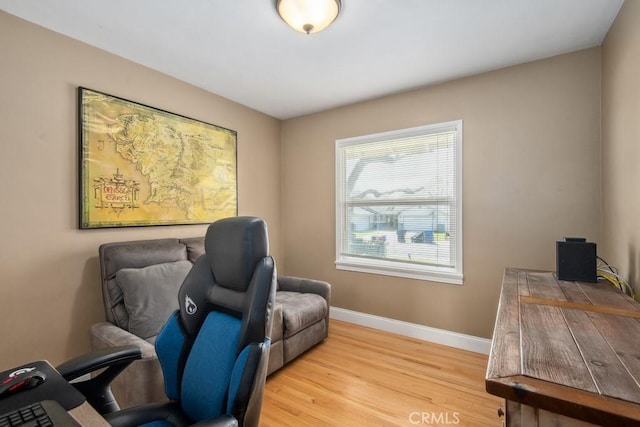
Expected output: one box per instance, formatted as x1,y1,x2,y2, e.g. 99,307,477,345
335,258,463,285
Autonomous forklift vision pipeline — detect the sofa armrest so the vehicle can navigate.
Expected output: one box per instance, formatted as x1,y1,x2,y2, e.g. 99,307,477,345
90,322,157,358
277,275,331,306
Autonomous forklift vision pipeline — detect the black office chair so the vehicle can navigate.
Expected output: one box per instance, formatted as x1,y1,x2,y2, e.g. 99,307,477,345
58,216,277,427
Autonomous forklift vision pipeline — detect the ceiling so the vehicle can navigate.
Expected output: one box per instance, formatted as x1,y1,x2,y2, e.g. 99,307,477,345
0,0,624,119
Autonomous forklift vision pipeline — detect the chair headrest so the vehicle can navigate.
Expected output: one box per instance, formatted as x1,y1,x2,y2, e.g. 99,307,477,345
204,216,269,292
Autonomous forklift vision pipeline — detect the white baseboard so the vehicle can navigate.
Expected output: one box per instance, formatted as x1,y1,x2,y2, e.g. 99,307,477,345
330,306,491,355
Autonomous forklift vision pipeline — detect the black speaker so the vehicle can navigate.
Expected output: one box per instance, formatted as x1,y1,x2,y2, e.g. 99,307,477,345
556,237,597,282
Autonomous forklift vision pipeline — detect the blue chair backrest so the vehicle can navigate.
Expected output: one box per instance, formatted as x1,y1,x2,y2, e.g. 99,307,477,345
155,217,276,425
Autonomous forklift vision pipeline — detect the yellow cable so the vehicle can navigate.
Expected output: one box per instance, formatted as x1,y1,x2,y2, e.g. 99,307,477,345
597,270,637,300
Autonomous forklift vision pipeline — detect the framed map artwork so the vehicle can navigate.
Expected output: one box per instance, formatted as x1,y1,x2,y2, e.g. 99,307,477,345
79,87,237,228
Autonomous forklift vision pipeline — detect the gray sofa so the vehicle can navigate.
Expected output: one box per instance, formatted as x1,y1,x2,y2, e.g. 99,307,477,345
93,236,330,409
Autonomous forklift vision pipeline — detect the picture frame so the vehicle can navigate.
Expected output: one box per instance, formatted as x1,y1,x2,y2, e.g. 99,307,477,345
78,87,237,229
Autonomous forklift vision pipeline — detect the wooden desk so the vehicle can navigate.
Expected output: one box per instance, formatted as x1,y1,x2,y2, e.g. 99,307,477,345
486,268,640,426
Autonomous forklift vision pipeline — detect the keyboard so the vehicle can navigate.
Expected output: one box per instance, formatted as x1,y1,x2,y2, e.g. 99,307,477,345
0,401,79,427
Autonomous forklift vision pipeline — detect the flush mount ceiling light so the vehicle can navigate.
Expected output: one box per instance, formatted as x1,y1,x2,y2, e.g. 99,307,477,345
276,0,342,34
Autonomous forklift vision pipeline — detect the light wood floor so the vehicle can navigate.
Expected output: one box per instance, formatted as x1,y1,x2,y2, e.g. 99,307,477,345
261,320,503,426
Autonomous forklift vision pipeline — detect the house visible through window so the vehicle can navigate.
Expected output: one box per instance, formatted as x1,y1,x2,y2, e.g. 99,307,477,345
335,120,463,284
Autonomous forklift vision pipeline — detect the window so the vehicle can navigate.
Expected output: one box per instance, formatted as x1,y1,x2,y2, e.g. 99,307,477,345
335,120,463,284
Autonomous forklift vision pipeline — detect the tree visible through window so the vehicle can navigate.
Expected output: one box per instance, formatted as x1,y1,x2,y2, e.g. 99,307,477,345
335,120,463,284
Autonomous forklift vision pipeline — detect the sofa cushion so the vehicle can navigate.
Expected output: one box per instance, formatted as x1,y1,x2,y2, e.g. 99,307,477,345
276,291,328,338
101,239,189,328
116,260,193,339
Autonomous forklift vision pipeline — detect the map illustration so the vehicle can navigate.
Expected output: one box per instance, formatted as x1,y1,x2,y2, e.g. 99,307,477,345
80,88,237,228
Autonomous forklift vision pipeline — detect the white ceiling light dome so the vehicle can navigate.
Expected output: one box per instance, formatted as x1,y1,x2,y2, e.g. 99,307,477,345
276,0,342,34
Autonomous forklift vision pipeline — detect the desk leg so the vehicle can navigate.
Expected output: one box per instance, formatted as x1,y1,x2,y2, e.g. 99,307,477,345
505,400,599,427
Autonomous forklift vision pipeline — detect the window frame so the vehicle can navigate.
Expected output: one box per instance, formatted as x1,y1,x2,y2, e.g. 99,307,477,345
335,120,463,285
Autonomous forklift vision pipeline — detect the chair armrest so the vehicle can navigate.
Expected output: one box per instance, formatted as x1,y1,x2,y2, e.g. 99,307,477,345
277,275,331,305
56,345,141,415
56,345,141,381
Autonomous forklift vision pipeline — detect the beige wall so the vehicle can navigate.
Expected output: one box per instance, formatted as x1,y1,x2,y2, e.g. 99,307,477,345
0,12,281,370
602,1,640,297
281,48,602,338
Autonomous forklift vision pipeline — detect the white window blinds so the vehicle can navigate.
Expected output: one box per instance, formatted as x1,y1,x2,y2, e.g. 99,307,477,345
335,120,463,284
